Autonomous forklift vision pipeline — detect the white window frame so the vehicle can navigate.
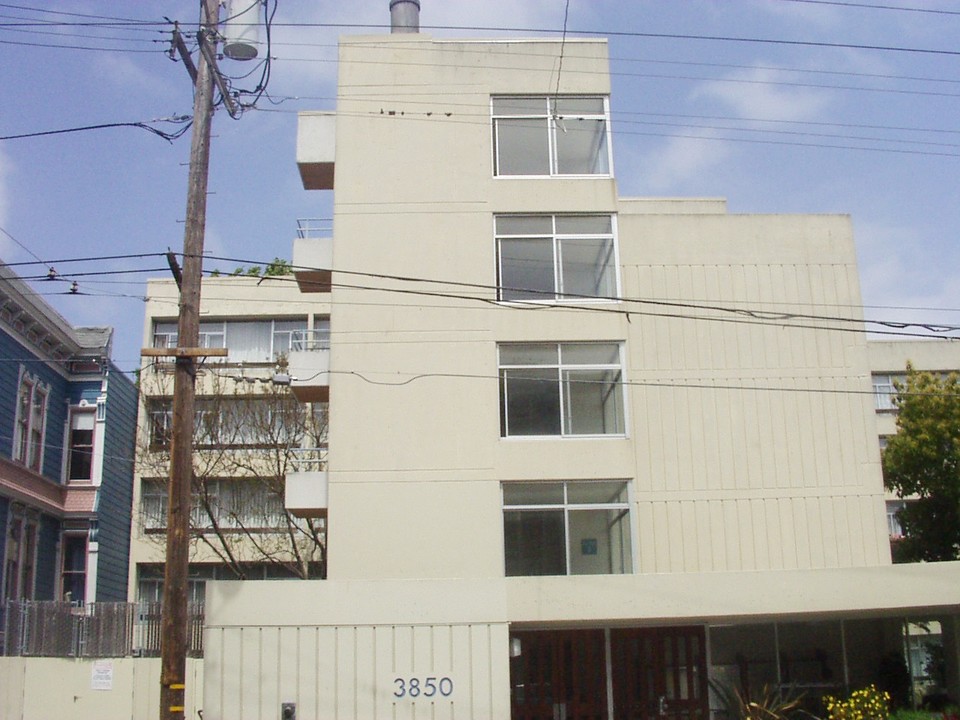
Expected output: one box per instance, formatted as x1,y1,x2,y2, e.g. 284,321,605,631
492,95,613,178
66,408,96,482
13,369,48,472
495,214,620,302
153,318,309,363
872,374,900,411
499,342,627,438
502,480,633,576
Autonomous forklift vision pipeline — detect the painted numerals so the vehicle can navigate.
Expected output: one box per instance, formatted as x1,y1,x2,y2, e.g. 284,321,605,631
393,676,454,699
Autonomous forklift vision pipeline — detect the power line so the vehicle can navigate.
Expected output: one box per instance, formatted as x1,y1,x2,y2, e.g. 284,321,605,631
0,116,192,142
776,0,960,16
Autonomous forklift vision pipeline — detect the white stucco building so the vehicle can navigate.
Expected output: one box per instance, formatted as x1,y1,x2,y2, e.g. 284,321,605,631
201,17,960,720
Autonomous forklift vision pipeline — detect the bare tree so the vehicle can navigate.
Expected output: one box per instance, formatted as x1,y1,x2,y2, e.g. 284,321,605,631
137,363,327,579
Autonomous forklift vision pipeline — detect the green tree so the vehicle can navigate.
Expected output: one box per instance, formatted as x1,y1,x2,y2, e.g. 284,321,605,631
882,364,960,562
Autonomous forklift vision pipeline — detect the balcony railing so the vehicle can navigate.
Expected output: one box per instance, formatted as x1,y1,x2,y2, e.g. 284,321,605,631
291,329,330,352
296,218,332,239
289,445,328,472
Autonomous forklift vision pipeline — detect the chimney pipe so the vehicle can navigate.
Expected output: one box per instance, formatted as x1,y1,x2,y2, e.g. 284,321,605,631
390,0,420,33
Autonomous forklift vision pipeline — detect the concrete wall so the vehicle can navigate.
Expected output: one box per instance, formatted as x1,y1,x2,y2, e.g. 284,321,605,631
321,35,889,583
0,657,203,720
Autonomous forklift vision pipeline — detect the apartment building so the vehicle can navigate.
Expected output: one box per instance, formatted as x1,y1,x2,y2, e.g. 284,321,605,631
0,263,137,624
129,275,330,602
200,18,960,720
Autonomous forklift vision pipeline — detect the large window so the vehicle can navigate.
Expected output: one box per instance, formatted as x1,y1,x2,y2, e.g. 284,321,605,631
492,96,611,177
13,372,48,472
140,478,287,533
499,343,625,437
496,214,618,301
153,318,312,363
67,410,95,481
61,534,87,603
503,481,632,576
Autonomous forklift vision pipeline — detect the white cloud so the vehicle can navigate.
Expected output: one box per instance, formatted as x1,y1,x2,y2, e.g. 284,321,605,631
695,65,831,123
636,132,732,193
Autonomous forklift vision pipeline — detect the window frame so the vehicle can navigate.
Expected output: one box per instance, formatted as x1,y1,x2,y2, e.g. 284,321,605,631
13,370,49,472
498,342,627,438
502,480,633,577
495,214,620,303
492,95,613,178
60,532,88,604
152,317,311,363
66,408,96,482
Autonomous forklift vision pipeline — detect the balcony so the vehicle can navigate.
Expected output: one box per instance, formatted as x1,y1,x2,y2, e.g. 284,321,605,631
293,219,332,293
284,447,328,518
288,329,330,403
297,111,335,190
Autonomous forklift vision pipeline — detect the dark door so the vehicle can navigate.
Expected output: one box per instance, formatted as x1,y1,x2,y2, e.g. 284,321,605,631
611,627,708,720
510,629,608,720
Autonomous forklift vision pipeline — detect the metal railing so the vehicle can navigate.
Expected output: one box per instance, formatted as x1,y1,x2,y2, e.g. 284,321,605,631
289,446,328,473
296,218,332,239
2,600,204,658
291,329,331,352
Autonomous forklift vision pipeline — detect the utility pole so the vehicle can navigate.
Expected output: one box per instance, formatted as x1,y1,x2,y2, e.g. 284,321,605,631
158,2,220,718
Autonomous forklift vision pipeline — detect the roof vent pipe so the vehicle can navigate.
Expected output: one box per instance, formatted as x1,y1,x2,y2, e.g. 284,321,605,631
390,0,420,33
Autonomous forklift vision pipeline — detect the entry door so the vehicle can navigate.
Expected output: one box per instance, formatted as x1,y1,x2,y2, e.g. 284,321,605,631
611,627,708,720
510,629,608,720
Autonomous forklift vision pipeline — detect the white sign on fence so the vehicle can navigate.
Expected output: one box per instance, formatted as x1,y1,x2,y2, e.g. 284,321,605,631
91,660,114,690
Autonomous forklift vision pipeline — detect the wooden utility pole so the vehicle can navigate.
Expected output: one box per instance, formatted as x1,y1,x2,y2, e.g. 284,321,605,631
159,1,219,718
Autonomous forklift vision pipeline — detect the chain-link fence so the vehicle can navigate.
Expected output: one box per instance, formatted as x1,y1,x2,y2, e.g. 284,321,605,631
2,600,204,658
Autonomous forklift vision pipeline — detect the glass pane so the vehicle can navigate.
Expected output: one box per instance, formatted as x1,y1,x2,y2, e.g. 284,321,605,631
567,481,628,505
226,321,272,362
504,509,566,575
555,215,612,235
567,508,631,575
555,117,609,174
503,482,565,506
559,238,616,299
496,215,554,235
500,344,558,366
502,368,561,436
493,97,547,116
496,119,550,175
499,238,556,301
552,97,605,116
561,343,620,365
563,368,623,435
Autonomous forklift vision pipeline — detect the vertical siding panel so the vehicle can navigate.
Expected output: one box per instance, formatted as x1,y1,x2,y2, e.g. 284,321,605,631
751,498,770,570
778,498,798,570
676,389,693,493
707,500,726,572
636,501,656,573
792,498,811,569
765,498,783,569
667,501,684,571
723,500,740,570
681,501,699,571
646,389,665,494
737,499,754,570
695,501,712,571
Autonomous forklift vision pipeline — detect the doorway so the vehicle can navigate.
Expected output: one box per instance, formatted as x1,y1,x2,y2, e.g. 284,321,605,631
509,627,708,720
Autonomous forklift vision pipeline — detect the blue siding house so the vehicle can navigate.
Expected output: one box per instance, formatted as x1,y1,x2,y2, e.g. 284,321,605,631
0,263,138,622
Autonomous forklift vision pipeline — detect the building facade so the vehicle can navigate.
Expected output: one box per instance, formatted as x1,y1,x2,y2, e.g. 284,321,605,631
201,28,960,720
0,263,137,626
129,275,330,603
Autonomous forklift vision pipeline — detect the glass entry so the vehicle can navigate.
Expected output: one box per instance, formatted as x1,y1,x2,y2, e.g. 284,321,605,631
611,627,708,720
510,629,607,720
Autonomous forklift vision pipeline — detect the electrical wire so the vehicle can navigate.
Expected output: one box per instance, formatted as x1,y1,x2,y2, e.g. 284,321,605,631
0,116,193,142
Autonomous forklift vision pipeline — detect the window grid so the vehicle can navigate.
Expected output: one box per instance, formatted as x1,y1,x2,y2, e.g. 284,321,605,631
492,96,611,177
502,480,632,576
496,214,619,302
499,343,625,437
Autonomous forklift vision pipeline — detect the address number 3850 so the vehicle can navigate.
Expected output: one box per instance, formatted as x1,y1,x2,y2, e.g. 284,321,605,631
393,676,454,699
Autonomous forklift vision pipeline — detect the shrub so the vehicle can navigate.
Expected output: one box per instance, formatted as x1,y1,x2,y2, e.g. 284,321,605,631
824,685,891,720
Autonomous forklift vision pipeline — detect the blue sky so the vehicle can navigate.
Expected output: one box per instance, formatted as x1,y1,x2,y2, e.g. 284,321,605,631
1,0,957,374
